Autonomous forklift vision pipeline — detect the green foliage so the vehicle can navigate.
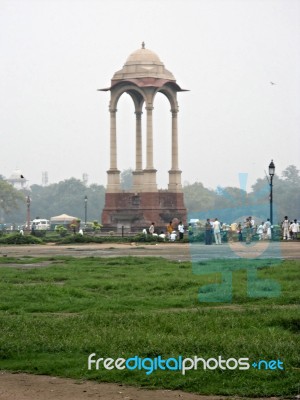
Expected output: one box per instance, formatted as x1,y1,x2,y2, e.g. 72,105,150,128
57,234,103,244
0,233,43,244
183,182,216,212
132,233,164,242
120,168,133,190
92,220,102,231
3,178,105,224
54,225,67,237
0,180,25,213
251,165,300,222
184,165,300,223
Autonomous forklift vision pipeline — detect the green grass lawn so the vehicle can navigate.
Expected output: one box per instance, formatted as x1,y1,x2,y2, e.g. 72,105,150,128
0,256,299,396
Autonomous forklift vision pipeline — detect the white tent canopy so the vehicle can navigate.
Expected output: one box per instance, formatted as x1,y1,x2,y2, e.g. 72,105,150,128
50,214,78,222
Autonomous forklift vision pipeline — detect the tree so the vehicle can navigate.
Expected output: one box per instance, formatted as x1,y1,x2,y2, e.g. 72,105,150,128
0,179,25,215
183,182,217,214
251,166,300,223
2,178,106,224
29,179,105,222
282,165,300,185
120,169,133,190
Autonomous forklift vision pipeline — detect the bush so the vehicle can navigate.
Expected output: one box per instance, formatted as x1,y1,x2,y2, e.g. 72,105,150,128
132,234,165,242
55,225,68,237
57,234,103,244
32,230,47,237
0,233,43,245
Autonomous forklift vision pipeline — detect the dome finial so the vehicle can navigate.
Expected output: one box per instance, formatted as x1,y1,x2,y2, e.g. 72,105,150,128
142,41,145,49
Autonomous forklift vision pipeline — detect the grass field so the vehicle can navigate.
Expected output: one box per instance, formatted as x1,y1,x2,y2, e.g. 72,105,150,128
0,255,299,396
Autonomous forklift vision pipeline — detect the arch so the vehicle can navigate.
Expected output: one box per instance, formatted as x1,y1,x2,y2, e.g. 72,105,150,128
110,83,146,111
154,84,178,112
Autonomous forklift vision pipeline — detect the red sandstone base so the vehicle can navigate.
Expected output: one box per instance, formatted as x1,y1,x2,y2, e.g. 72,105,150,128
102,191,187,233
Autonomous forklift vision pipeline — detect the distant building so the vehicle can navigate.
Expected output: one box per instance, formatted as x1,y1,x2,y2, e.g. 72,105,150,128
7,169,27,189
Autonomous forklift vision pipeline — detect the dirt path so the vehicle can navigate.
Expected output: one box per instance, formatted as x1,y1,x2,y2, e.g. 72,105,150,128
0,241,299,261
0,372,281,400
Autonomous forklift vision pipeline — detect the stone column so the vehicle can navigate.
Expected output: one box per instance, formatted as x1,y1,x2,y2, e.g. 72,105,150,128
171,109,179,170
168,108,182,192
132,110,144,191
135,110,142,171
106,107,120,192
110,108,117,169
146,106,154,169
143,105,157,192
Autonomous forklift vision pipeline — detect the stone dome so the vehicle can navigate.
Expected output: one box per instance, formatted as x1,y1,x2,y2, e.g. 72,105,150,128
112,43,176,81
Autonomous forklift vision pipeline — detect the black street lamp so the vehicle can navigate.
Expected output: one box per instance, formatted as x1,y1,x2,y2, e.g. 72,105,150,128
268,160,275,227
84,195,88,226
26,196,31,230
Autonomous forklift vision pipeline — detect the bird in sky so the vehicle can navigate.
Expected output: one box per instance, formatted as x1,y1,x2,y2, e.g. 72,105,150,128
270,81,276,85
20,175,25,179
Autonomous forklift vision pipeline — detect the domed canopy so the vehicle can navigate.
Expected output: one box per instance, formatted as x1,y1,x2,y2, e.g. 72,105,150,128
8,169,25,182
112,42,176,81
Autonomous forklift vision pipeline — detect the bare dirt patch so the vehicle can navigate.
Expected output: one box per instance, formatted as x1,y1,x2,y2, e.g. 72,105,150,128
0,372,281,400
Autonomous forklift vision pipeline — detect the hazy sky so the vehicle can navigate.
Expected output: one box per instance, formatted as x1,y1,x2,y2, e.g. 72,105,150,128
1,0,299,192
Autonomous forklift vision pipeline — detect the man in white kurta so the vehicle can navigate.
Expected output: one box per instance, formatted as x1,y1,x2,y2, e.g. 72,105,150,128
213,218,222,244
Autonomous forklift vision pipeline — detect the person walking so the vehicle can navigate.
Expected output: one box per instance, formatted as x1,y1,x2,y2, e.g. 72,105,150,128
245,217,252,244
289,219,299,240
263,219,271,240
166,221,173,239
282,216,290,240
213,218,222,244
178,221,184,240
205,218,213,245
257,222,264,240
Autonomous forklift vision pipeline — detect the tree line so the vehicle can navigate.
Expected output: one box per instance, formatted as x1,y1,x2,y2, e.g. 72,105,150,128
0,165,299,226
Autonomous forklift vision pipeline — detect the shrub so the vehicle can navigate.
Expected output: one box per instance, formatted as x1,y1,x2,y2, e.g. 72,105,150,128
55,225,68,237
57,234,103,244
132,234,165,242
0,233,43,245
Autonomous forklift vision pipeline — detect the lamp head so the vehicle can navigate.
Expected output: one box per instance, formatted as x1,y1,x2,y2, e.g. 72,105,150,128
268,160,275,177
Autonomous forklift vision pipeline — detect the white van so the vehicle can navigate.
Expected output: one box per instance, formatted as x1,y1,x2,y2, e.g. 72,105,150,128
32,219,50,230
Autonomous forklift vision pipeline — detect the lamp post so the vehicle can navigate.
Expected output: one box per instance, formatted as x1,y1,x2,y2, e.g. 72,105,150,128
26,196,31,230
268,160,275,234
84,195,88,227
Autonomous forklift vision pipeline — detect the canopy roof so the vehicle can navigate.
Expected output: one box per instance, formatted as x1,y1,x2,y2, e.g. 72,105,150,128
99,43,188,92
50,214,78,221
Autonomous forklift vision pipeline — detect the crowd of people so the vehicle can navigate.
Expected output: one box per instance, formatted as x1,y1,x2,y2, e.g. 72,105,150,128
143,220,188,242
143,216,299,244
281,216,300,240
